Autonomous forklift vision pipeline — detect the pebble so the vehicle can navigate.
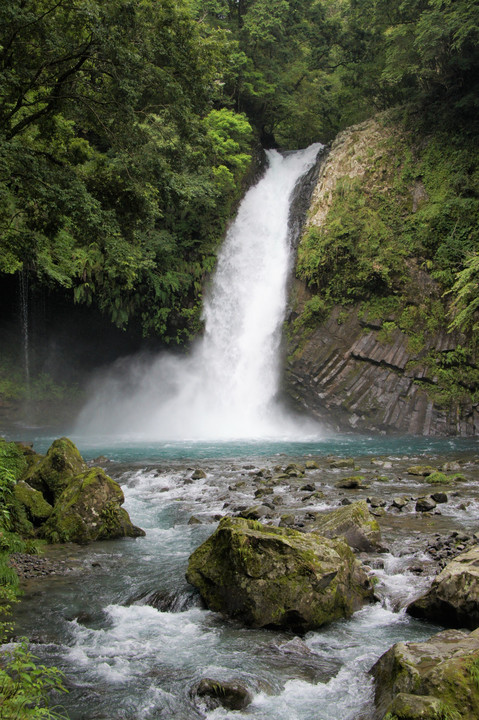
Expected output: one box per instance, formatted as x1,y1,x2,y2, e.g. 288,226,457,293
9,553,71,579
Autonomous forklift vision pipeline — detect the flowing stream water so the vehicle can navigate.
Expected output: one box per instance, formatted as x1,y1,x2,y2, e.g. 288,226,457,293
11,440,479,720
7,148,479,720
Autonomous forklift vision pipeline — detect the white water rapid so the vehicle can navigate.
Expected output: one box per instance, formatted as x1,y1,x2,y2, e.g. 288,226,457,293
77,144,323,441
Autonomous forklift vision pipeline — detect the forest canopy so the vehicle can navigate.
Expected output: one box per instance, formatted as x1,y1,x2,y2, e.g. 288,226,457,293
1,0,478,342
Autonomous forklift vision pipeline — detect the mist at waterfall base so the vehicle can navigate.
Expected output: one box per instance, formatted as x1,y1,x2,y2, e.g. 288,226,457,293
76,144,324,443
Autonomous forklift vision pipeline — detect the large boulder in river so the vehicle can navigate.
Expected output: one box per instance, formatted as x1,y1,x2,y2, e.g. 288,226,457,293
306,500,383,552
23,437,88,502
371,628,479,720
407,545,479,629
41,467,145,543
186,516,374,632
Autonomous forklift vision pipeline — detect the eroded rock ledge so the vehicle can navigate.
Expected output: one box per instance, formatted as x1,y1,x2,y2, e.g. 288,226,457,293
286,304,479,435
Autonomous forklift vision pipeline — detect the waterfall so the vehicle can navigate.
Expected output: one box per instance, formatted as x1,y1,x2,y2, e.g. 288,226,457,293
77,144,323,440
19,268,31,390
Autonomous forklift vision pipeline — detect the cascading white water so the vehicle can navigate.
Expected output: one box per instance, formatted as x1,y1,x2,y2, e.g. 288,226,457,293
20,268,31,389
76,144,323,440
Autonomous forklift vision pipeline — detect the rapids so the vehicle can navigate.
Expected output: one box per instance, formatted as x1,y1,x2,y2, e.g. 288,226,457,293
11,443,479,719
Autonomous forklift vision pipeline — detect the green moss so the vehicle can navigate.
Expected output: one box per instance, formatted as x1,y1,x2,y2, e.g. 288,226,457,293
23,437,87,501
293,119,479,410
469,658,479,691
40,466,140,544
187,516,372,630
13,482,53,524
426,472,453,485
0,439,27,482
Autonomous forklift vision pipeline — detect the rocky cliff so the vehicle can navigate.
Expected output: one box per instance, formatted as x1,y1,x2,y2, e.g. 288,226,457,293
285,116,479,436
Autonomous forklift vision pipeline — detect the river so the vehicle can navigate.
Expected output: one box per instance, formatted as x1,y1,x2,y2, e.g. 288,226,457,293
10,435,479,719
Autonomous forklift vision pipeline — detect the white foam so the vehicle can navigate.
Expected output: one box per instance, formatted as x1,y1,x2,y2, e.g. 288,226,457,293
75,145,324,442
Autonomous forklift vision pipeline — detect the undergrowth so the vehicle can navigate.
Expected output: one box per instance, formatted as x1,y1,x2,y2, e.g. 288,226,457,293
0,440,68,718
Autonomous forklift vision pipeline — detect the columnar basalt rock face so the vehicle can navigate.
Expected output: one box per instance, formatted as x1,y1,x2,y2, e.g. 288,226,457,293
186,516,374,632
371,629,479,720
285,304,478,435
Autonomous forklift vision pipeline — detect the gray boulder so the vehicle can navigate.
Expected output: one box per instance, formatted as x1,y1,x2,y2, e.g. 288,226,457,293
306,500,383,552
407,545,479,629
371,628,479,719
186,516,374,632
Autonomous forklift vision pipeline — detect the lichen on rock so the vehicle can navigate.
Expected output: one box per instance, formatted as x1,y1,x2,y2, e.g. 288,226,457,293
40,466,145,544
186,516,374,632
22,437,88,502
407,545,479,629
306,500,384,553
371,628,479,720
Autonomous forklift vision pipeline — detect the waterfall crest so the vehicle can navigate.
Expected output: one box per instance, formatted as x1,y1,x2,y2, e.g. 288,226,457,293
76,144,323,441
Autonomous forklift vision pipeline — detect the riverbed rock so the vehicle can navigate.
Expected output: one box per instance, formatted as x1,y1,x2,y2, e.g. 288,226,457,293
371,628,479,720
391,496,409,510
186,516,374,632
23,437,88,502
329,458,355,469
40,467,145,544
306,500,383,553
13,480,53,525
407,545,479,629
285,463,305,477
335,476,369,489
415,496,437,513
430,492,448,504
407,465,435,477
191,678,253,711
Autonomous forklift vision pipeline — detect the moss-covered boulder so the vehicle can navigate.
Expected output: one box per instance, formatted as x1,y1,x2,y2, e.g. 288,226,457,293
23,437,87,502
307,500,383,552
13,481,53,525
371,628,479,720
382,693,454,719
186,516,374,632
40,467,145,544
407,466,435,477
407,545,479,629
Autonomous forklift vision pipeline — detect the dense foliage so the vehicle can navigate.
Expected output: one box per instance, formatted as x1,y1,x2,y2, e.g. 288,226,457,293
1,439,67,719
1,0,478,345
196,0,479,145
0,0,254,341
